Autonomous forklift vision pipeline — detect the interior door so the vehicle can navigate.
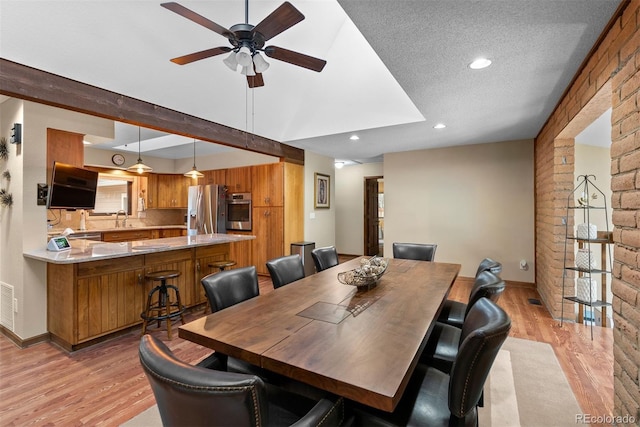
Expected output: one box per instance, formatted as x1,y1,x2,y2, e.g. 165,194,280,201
364,177,380,256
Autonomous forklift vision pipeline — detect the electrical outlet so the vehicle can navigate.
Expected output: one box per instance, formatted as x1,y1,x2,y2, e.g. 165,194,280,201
13,298,17,313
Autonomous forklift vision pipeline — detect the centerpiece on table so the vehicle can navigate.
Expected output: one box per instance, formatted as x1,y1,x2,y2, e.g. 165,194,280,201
337,256,389,290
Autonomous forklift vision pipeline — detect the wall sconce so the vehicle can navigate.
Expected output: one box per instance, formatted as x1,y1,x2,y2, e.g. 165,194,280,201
10,123,22,144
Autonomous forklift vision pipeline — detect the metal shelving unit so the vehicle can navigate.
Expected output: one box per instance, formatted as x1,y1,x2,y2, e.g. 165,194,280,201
560,175,612,339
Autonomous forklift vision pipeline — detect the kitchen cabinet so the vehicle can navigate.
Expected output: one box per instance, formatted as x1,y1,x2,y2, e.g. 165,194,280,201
229,231,253,270
102,229,152,242
48,256,147,348
145,248,195,307
252,163,284,207
201,169,227,187
250,162,303,275
253,207,284,275
226,166,252,193
156,174,190,208
194,244,231,306
47,128,84,183
146,173,159,208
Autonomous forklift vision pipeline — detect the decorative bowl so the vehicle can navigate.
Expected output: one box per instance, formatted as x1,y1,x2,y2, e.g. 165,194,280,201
337,257,389,289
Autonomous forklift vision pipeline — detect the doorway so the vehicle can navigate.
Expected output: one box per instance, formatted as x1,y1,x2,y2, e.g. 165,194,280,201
364,176,384,256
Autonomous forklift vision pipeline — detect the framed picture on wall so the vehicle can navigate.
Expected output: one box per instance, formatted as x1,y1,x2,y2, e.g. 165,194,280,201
314,173,330,209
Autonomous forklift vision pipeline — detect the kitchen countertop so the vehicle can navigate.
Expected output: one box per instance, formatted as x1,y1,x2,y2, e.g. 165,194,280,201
25,233,254,264
46,224,187,238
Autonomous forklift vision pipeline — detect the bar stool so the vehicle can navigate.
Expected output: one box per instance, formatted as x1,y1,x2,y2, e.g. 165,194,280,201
208,260,237,272
202,260,237,314
141,270,185,339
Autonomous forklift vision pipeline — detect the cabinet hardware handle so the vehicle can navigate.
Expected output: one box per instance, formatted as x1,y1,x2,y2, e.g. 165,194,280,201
138,274,143,285
196,261,200,271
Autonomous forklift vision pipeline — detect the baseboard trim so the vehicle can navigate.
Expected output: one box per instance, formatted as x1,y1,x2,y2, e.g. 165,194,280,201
0,325,50,349
455,276,535,289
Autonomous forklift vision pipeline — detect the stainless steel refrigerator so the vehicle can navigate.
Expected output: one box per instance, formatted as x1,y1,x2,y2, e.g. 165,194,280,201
187,185,227,236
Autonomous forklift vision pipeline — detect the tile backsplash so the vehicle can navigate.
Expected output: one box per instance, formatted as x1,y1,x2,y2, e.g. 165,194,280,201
47,208,186,232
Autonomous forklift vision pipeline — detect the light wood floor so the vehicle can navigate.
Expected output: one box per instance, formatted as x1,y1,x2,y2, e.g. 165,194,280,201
0,269,613,426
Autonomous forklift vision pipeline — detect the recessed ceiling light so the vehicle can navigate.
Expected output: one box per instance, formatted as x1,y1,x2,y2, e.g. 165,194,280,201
83,140,92,145
434,123,446,129
349,135,359,141
469,58,492,69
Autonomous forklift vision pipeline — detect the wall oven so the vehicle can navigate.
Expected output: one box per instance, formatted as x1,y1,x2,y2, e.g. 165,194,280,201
226,193,252,231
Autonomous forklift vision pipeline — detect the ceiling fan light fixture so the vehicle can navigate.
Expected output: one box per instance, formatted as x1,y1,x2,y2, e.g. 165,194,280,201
127,127,153,174
241,64,256,76
223,51,238,71
236,46,253,67
253,53,270,73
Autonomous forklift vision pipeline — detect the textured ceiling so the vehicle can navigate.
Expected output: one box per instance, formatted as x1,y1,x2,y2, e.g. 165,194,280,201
0,0,620,162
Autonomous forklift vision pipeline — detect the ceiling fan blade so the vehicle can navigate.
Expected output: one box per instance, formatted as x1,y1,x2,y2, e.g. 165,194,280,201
161,2,235,40
247,73,265,88
252,2,304,41
170,47,231,65
264,46,326,72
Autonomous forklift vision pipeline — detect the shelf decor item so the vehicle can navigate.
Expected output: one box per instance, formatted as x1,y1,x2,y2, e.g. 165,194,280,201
576,223,597,240
561,174,613,339
337,256,388,290
577,277,598,303
576,248,596,270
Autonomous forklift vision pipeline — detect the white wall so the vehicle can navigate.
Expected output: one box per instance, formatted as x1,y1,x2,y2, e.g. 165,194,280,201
85,145,278,174
335,162,384,255
0,100,113,339
384,140,535,281
303,151,335,249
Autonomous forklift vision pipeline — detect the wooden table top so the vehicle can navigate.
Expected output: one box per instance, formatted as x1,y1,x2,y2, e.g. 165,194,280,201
179,257,460,412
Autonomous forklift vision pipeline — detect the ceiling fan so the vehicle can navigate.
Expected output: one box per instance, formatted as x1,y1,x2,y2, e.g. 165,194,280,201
161,1,327,88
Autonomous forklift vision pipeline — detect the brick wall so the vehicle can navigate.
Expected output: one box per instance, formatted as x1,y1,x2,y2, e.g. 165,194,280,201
534,0,639,422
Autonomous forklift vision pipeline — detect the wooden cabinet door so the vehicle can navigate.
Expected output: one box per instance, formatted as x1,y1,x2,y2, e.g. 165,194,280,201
47,129,84,182
252,207,284,275
252,163,283,207
194,244,230,305
229,231,253,269
146,173,159,209
76,267,146,342
226,166,252,193
156,174,189,208
102,229,152,242
202,169,227,187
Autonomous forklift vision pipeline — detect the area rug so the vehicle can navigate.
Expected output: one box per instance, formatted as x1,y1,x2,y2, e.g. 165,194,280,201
122,337,582,426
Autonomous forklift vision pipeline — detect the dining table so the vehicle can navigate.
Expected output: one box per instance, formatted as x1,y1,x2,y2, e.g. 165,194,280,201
179,256,460,412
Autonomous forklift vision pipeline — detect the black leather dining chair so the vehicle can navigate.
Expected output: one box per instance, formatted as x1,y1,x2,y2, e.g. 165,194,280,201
266,254,305,289
348,298,511,427
421,275,506,373
437,268,504,328
200,266,265,376
310,246,339,272
139,334,347,427
392,242,437,261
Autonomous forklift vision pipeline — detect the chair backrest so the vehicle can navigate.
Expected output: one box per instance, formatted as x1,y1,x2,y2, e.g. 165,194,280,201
201,266,259,313
475,257,502,277
464,271,506,318
310,246,339,272
449,298,511,419
139,334,268,427
392,242,437,261
266,254,306,289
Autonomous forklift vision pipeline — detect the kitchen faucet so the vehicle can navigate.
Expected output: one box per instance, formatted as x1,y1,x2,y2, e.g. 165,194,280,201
115,210,128,228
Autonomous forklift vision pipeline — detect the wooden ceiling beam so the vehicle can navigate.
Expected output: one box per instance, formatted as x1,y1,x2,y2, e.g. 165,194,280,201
0,59,304,165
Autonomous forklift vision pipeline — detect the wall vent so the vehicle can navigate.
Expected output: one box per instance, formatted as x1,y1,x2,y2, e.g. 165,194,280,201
0,282,15,332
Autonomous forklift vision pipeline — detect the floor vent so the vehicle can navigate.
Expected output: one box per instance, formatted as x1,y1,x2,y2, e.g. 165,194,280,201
528,298,542,306
0,282,15,331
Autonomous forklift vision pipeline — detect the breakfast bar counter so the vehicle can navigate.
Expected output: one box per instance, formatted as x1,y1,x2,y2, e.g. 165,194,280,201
24,233,254,351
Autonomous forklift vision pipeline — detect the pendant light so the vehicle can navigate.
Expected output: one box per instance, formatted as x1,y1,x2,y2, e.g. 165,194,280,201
184,139,204,179
127,127,153,174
